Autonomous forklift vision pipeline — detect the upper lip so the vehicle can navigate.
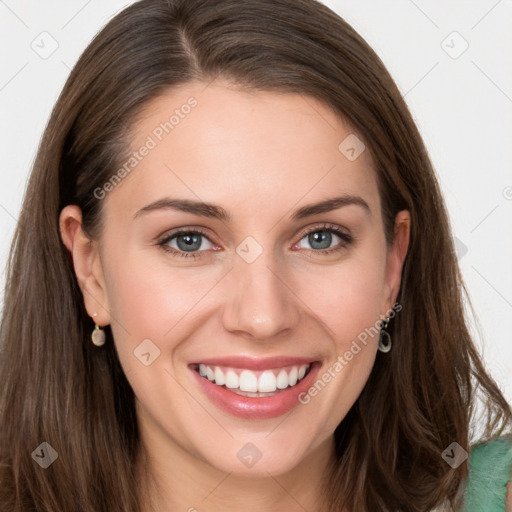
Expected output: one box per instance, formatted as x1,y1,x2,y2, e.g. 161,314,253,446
189,355,318,371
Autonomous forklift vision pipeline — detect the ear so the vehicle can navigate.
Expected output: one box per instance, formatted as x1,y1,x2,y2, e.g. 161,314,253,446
59,205,111,326
381,209,410,314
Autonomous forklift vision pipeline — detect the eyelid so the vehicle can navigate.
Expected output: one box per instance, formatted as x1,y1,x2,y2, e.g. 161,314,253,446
295,222,352,241
156,226,216,245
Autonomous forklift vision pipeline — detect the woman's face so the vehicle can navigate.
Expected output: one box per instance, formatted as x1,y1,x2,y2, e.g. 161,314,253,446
66,80,409,477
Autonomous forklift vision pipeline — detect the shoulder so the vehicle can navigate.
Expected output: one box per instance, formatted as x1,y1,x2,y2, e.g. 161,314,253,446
462,435,512,512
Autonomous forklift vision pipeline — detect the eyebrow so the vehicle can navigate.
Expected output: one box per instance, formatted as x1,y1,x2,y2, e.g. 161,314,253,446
133,194,371,221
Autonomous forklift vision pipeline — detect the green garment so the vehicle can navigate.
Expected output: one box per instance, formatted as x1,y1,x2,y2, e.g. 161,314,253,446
462,436,512,512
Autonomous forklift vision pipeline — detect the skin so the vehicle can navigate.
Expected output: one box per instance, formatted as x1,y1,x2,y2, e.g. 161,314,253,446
60,80,410,512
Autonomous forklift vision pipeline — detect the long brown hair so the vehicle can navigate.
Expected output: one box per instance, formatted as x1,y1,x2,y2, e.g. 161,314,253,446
1,0,510,510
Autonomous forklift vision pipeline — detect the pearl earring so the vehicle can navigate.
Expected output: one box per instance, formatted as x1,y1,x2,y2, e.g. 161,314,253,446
91,314,106,346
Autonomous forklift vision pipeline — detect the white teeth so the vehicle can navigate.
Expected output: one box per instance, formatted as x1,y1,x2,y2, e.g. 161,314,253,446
276,369,289,389
225,369,239,389
239,370,258,392
214,366,225,386
197,363,311,393
258,370,277,392
288,366,298,386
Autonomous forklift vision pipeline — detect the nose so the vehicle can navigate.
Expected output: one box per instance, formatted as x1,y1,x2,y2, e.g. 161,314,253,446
221,247,301,341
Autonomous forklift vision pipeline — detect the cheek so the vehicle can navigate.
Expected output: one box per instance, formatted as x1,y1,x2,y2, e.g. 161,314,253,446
296,260,384,434
104,247,216,334
102,252,211,442
296,250,387,344
297,246,387,428
102,247,235,385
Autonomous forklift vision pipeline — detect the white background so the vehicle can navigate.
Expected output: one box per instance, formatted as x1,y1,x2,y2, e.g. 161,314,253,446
1,1,511,409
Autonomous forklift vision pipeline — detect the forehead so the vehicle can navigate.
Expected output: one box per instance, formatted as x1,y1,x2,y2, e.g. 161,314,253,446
108,80,380,221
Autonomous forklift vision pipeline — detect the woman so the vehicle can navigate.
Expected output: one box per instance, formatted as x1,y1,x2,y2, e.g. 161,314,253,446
0,0,510,510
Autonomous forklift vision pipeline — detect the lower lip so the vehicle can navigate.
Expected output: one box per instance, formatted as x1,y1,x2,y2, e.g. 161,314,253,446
190,362,321,419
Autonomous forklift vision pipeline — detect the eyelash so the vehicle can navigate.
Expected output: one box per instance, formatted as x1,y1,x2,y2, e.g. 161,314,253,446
156,223,353,260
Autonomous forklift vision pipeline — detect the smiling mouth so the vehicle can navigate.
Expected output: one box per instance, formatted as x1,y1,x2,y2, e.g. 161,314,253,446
191,362,312,397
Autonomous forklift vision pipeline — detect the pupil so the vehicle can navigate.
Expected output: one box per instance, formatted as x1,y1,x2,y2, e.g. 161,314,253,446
178,233,200,251
310,231,331,250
